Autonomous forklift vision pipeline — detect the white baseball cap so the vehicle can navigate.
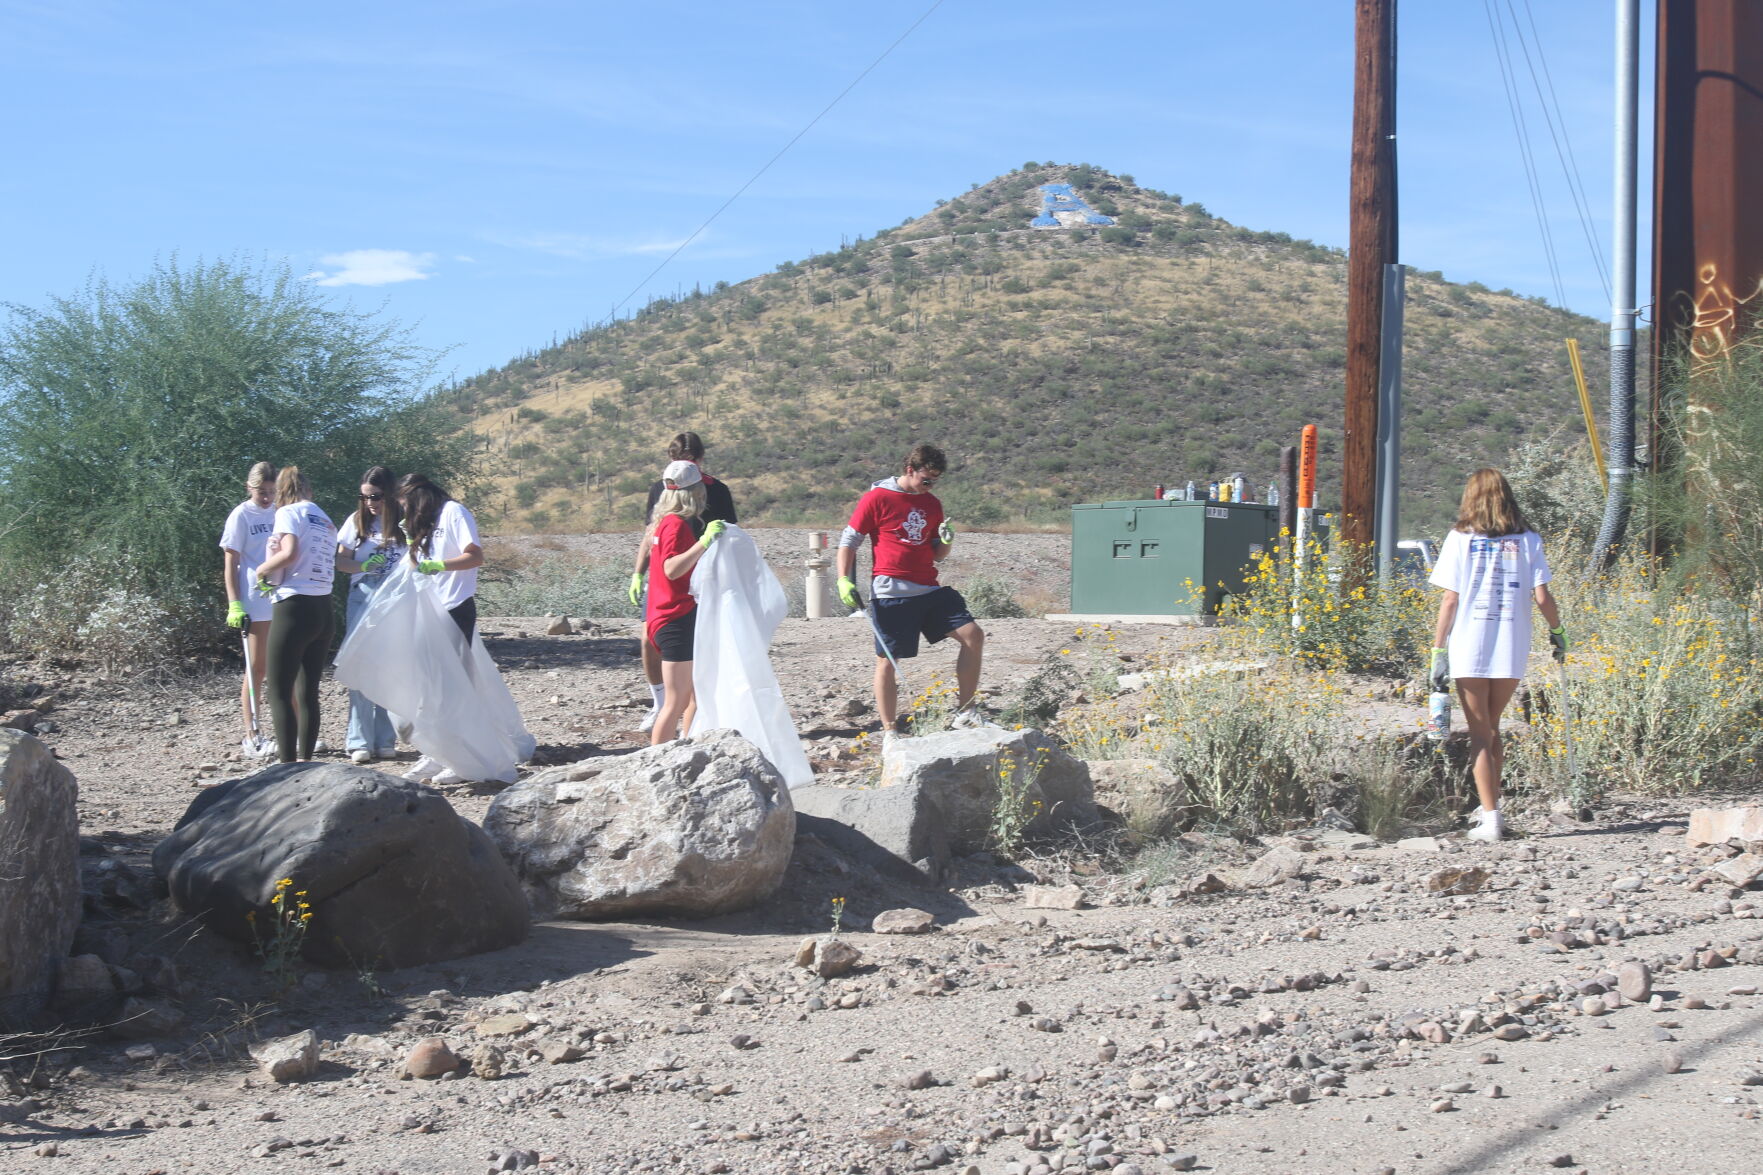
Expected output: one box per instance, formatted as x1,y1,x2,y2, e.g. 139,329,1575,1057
662,460,703,488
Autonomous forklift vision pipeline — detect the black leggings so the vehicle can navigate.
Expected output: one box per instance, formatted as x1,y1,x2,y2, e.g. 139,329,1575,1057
266,593,335,763
449,597,477,644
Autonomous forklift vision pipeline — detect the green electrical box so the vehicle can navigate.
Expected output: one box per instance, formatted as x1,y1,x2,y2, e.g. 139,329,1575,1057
1070,499,1279,616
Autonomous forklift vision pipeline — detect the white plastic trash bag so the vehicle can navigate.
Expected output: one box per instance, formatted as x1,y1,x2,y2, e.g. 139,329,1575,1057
334,560,535,783
687,525,814,789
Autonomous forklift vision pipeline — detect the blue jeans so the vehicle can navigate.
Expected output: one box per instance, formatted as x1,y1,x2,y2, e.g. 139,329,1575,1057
344,576,397,753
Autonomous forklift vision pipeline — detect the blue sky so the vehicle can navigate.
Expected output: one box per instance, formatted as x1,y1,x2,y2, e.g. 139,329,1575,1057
2,1,1649,383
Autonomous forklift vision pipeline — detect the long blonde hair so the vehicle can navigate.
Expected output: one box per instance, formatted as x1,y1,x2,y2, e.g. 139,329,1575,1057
651,484,706,522
274,465,313,508
1454,468,1528,536
246,460,276,491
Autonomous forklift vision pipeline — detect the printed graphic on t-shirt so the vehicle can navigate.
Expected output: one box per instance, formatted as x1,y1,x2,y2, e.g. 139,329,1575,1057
1467,537,1522,622
902,508,928,545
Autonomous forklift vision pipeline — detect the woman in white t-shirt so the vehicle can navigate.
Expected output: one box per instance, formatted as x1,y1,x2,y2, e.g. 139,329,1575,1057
334,465,407,765
253,465,339,763
218,460,278,757
1427,468,1566,842
396,473,485,784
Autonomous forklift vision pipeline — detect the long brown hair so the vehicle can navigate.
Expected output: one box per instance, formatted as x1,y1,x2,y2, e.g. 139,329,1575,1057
1454,468,1529,536
397,473,452,561
274,465,312,508
667,432,705,462
351,465,401,545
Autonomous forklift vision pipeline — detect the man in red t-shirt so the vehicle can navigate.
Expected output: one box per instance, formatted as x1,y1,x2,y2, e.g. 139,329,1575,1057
835,443,986,738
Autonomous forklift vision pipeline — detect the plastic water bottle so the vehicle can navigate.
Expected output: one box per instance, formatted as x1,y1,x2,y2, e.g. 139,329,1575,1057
1268,484,1280,507
1185,480,1196,501
1232,474,1247,502
1425,691,1451,741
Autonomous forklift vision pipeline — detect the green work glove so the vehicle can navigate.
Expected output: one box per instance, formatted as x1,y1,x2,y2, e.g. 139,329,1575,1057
698,519,727,549
937,519,954,546
254,576,275,597
836,576,861,610
627,571,644,608
225,600,248,629
417,559,446,575
1428,647,1449,693
1549,625,1569,663
361,552,387,573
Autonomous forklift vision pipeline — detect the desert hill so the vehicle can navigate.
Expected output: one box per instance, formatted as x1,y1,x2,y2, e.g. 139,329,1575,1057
439,163,1609,534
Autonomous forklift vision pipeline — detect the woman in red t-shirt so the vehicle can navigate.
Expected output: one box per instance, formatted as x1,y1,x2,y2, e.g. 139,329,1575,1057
644,461,727,744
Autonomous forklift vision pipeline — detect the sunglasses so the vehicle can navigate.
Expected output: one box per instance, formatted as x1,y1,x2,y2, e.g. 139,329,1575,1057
359,493,384,502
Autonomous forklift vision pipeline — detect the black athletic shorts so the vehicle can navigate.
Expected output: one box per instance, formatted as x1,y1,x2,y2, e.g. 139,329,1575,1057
653,609,697,663
870,586,974,660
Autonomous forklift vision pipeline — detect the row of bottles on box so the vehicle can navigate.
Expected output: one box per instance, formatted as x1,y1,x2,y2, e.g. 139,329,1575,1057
1151,477,1279,505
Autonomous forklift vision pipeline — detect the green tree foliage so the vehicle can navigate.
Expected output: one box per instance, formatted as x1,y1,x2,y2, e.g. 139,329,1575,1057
0,257,477,630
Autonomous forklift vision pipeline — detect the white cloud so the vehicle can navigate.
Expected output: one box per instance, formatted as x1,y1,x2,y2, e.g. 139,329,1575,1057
308,249,437,287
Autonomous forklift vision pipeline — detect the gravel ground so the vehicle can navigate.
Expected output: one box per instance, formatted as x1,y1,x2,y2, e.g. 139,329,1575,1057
8,534,1763,1174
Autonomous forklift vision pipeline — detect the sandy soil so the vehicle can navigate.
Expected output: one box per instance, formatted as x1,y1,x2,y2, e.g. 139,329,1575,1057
6,534,1762,1175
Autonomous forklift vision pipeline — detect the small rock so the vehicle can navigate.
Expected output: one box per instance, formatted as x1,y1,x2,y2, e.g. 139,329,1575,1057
1426,865,1491,895
1580,997,1608,1017
476,1014,533,1038
469,1043,507,1080
1023,884,1085,910
249,1030,320,1083
872,908,936,935
1548,1156,1575,1169
1430,1098,1455,1112
545,616,573,636
1166,1156,1198,1172
1397,836,1444,853
1662,1051,1684,1073
1617,960,1653,1002
1242,846,1305,888
901,1069,936,1090
796,936,863,979
536,1040,585,1064
403,1038,460,1079
1492,1024,1529,1042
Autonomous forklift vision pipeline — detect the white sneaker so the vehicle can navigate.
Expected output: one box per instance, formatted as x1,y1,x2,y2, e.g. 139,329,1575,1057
1465,808,1504,843
950,706,990,730
432,768,467,786
313,739,332,754
242,735,275,758
402,755,444,782
349,749,374,765
638,708,660,734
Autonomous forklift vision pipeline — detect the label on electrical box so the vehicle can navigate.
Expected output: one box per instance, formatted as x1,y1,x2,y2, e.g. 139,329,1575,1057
1206,507,1229,519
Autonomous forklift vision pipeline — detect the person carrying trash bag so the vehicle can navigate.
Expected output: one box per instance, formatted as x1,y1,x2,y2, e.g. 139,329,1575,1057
219,460,278,757
334,465,406,765
644,460,723,745
1428,468,1566,843
629,432,738,734
251,466,338,763
834,442,986,744
332,475,533,786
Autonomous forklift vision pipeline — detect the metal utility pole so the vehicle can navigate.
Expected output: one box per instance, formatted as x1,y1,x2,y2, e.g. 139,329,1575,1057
1344,0,1398,558
1374,263,1405,588
1650,0,1763,556
1593,0,1641,567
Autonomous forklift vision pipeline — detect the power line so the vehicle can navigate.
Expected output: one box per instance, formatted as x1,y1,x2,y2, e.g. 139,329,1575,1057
1511,0,1612,302
1484,0,1569,310
607,1,946,320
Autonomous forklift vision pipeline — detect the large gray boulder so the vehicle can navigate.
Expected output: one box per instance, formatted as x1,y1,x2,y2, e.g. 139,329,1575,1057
0,731,81,1027
485,729,794,920
878,726,1096,853
152,763,528,970
791,784,951,880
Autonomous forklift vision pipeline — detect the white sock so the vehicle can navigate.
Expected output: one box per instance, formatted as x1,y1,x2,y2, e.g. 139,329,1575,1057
649,683,665,708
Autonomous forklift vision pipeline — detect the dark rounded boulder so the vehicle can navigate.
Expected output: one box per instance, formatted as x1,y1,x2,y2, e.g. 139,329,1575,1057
152,763,528,970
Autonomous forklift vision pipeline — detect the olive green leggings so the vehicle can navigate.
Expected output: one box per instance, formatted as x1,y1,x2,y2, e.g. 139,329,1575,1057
266,593,334,762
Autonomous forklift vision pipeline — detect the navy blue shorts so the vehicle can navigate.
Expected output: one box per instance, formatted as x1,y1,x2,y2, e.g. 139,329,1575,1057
871,587,975,660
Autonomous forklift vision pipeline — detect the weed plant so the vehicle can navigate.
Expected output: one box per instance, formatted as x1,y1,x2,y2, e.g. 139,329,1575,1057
247,878,313,990
989,747,1048,855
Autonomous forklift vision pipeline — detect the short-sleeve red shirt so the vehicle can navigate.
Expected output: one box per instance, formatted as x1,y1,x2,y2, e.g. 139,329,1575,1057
847,486,943,587
645,513,701,646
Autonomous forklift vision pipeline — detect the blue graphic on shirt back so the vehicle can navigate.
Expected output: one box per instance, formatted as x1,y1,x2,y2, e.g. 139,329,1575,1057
1032,183,1116,228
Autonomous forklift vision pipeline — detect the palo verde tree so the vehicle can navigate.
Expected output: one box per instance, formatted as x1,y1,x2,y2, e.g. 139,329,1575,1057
0,257,478,640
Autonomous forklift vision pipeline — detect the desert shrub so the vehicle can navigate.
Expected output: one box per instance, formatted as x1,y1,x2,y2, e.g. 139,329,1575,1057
1503,552,1763,801
477,558,639,620
0,258,476,669
6,555,209,676
963,574,1027,619
1221,538,1433,677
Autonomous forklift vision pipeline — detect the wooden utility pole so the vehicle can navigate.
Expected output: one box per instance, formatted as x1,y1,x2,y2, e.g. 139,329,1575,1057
1343,0,1398,552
